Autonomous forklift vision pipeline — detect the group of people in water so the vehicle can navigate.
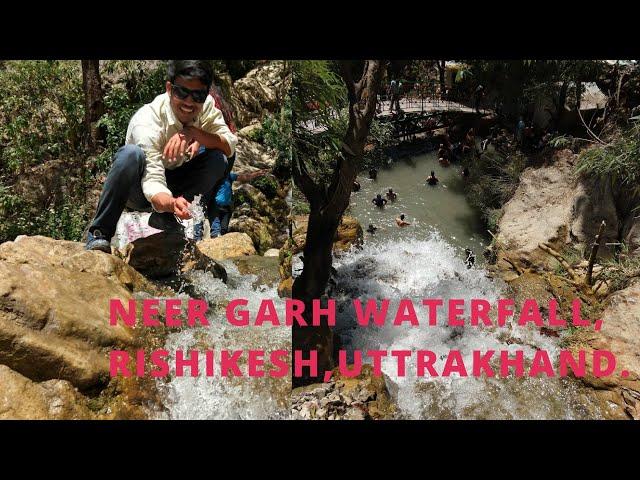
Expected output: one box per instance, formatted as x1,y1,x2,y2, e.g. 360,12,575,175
361,172,475,268
369,189,410,228
436,127,477,167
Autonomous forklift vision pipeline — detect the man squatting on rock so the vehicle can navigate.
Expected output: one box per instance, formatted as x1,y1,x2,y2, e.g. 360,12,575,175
85,60,238,252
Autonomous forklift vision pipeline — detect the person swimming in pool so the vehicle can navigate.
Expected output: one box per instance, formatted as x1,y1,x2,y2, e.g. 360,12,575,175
372,193,387,208
395,213,411,227
464,248,476,269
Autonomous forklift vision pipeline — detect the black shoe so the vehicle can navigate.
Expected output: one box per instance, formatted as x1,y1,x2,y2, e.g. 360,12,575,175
148,212,184,233
85,229,112,253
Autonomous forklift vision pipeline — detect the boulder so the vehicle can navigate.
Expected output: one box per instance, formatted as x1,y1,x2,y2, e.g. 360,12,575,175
0,235,156,293
229,216,273,254
290,215,364,255
197,232,257,260
264,248,280,257
0,365,94,420
231,61,287,128
237,123,262,139
230,255,280,287
0,236,161,391
234,136,275,174
496,150,578,270
290,365,396,420
125,231,226,281
621,214,640,256
334,217,364,252
233,183,273,216
277,277,293,298
570,175,620,248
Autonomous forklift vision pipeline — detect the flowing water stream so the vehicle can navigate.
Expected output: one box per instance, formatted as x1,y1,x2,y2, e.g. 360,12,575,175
157,149,601,419
322,150,603,419
157,261,291,419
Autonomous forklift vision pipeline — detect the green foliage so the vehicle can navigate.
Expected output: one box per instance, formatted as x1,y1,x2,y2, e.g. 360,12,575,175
0,61,84,174
291,61,350,191
0,60,167,243
95,61,166,173
576,124,640,193
257,95,292,180
553,245,585,276
459,60,607,120
291,60,346,124
549,134,573,149
293,201,310,215
465,150,526,229
0,182,88,242
251,175,279,199
363,118,394,167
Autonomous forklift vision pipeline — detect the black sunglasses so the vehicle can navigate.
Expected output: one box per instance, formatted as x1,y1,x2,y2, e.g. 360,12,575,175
171,83,208,103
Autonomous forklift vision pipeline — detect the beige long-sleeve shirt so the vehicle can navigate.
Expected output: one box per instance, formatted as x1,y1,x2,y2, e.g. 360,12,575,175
125,92,237,203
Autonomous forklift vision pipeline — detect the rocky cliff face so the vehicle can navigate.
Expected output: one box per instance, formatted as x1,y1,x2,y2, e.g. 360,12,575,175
493,148,640,419
230,61,288,129
496,148,640,274
568,281,640,419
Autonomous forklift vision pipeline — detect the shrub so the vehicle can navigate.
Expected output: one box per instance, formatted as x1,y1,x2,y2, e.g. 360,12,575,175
94,61,166,174
251,175,279,199
0,61,84,175
465,150,526,230
258,97,292,180
577,124,640,194
0,60,167,243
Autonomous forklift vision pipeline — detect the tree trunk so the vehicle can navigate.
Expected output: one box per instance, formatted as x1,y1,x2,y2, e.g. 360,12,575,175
575,80,582,111
437,60,446,99
81,60,105,151
556,81,568,126
292,60,384,387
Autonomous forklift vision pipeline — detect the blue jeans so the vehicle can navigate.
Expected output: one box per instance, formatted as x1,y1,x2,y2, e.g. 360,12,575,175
89,145,227,239
194,205,232,239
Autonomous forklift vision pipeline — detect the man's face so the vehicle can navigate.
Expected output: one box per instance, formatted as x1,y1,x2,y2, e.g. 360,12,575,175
166,76,208,125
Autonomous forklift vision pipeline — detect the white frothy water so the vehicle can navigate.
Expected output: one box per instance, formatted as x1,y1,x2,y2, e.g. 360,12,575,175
187,194,205,224
323,233,602,419
157,262,291,419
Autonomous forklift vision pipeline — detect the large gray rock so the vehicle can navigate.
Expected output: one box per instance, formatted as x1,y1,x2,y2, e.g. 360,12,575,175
229,216,274,254
497,150,577,268
623,215,640,256
234,136,275,174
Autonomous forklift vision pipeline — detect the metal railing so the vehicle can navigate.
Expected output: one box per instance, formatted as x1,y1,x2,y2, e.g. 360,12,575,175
302,83,492,134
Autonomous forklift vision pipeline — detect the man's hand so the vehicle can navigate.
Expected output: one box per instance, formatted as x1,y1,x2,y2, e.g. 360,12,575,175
186,140,201,159
182,126,231,157
163,132,194,164
173,196,192,220
150,192,192,220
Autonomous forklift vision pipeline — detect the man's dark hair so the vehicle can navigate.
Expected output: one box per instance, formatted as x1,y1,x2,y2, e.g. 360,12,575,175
167,60,213,89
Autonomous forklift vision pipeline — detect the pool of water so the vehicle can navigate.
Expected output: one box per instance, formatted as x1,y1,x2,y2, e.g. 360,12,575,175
349,151,488,261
